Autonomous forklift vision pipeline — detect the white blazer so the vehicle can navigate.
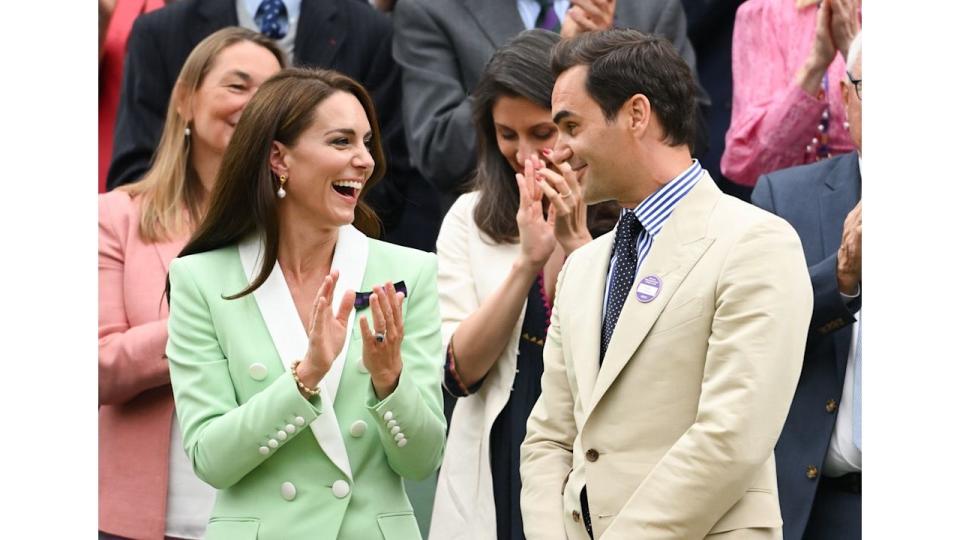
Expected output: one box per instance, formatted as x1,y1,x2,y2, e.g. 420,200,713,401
429,192,525,540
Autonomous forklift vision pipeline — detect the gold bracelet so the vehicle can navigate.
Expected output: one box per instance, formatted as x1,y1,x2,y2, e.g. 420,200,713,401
291,360,321,397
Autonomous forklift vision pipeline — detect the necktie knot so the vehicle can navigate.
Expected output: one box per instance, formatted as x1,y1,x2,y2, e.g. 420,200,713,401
535,0,561,32
614,211,643,253
256,0,288,39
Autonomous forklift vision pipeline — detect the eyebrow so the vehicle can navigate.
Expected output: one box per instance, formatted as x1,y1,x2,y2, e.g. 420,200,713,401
223,70,252,82
553,110,573,125
324,128,373,138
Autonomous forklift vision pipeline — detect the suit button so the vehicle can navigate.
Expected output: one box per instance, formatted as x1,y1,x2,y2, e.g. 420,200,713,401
572,510,581,523
281,481,296,501
825,399,838,413
332,479,351,498
806,465,819,479
585,449,599,462
350,420,367,438
248,362,268,381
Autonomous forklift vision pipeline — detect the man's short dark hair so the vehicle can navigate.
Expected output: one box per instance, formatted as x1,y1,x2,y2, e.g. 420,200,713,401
551,28,698,149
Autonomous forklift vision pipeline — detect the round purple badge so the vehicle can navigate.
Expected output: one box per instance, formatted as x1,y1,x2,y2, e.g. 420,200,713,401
635,275,662,303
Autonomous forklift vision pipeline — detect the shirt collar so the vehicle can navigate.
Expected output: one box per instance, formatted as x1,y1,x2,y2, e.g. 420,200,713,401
623,160,703,238
243,0,301,21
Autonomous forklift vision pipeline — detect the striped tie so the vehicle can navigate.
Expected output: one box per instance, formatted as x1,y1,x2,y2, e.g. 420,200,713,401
853,313,861,449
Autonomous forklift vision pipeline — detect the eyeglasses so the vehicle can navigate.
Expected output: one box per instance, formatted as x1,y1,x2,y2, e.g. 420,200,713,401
847,71,862,100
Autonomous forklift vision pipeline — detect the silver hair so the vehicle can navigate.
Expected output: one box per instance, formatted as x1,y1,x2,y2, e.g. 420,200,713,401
846,31,862,72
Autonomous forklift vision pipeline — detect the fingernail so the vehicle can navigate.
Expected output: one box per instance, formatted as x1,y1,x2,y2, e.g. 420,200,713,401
541,148,552,156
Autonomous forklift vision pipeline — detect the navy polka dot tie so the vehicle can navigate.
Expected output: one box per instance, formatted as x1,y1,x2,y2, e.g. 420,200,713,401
255,0,288,39
600,212,643,365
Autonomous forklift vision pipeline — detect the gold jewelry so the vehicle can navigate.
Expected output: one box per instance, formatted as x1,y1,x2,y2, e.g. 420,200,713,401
291,360,320,397
277,174,288,199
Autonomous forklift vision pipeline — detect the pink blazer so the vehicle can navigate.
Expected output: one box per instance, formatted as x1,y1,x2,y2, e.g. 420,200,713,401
99,190,187,540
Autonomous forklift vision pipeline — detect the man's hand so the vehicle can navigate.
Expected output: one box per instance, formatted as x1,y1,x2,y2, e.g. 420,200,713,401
561,0,616,38
837,201,861,295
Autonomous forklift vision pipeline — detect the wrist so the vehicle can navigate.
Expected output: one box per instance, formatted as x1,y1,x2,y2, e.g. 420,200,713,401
797,57,829,96
560,233,591,256
837,273,860,296
514,256,544,276
370,368,401,400
296,360,327,389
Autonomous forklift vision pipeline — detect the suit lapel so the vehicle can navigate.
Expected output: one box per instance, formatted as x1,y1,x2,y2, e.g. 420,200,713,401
237,225,369,481
588,176,720,413
819,153,861,382
568,234,612,413
463,0,525,49
293,0,344,67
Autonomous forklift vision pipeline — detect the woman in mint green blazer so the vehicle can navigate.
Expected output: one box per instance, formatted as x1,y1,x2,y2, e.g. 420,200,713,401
164,68,446,540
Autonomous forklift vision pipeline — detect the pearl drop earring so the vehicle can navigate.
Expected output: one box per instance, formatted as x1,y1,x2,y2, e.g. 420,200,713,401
843,121,850,131
277,175,287,199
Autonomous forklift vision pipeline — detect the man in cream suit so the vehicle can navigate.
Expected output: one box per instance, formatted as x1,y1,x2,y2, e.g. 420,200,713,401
520,29,813,539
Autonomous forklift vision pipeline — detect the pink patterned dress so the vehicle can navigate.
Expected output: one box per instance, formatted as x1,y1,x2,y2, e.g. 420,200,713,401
721,0,855,187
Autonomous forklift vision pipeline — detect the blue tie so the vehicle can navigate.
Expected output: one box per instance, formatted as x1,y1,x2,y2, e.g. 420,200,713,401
853,313,861,449
255,0,288,39
600,212,642,365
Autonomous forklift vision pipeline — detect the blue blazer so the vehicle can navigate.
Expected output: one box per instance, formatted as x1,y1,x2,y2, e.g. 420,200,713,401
752,152,861,540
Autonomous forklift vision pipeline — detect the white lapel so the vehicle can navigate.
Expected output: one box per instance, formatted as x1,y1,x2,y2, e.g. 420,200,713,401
237,225,369,481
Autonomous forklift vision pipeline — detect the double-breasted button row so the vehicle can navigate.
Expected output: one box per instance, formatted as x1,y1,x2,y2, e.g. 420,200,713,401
278,479,351,502
382,410,408,448
259,415,307,455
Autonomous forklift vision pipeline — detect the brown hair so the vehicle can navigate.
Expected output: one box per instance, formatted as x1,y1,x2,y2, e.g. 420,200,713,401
175,68,385,300
551,29,698,149
120,27,286,242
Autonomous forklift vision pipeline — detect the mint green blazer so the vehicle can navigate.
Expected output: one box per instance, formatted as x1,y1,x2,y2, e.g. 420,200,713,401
166,226,446,540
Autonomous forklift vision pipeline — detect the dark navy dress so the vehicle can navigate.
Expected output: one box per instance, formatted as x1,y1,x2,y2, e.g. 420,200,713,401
444,272,551,540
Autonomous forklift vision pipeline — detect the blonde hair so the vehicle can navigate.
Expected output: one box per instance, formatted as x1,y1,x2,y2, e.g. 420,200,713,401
119,27,286,242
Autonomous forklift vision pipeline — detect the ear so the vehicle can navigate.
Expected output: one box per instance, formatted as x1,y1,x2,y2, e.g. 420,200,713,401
173,80,193,123
840,78,851,108
624,94,651,138
269,141,289,177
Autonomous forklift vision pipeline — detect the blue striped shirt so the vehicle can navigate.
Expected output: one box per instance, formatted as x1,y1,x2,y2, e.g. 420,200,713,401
602,161,704,316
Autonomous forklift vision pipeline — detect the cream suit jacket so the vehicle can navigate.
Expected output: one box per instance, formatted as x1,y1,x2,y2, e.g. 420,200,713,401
519,175,813,539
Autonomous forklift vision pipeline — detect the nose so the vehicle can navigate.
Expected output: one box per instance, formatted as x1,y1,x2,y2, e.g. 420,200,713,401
353,144,375,172
516,138,537,167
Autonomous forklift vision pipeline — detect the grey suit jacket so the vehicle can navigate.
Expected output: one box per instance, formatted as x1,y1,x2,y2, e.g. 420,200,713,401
393,0,704,200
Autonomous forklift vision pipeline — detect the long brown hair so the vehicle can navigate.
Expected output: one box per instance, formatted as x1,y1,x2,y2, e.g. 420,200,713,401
174,68,385,300
120,27,286,242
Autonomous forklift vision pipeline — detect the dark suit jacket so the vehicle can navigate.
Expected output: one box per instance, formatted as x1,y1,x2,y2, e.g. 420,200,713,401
108,0,433,246
752,152,861,540
393,0,707,207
